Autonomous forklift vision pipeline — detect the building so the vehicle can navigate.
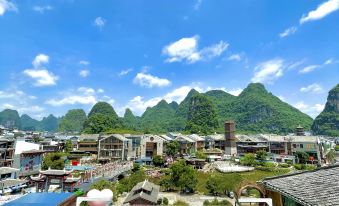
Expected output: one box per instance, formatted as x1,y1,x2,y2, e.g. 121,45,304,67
140,135,166,158
0,139,14,167
175,135,196,154
264,135,326,164
30,169,79,192
16,150,45,177
125,134,143,160
259,164,339,206
77,134,99,154
225,121,237,156
205,134,225,150
188,134,205,151
236,134,268,156
0,167,27,195
123,180,160,205
98,134,130,161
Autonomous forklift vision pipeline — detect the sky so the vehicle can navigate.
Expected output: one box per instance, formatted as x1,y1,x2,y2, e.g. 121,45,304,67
0,0,338,120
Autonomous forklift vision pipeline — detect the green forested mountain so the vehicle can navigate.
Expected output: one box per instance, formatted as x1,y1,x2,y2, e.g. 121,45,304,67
122,108,140,130
136,83,313,134
312,84,339,136
185,93,219,134
20,114,40,131
40,114,59,132
140,100,185,133
83,102,121,133
58,109,87,132
1,83,319,134
0,109,21,129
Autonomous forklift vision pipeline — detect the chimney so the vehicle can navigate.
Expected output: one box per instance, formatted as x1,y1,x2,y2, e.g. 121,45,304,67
225,121,237,156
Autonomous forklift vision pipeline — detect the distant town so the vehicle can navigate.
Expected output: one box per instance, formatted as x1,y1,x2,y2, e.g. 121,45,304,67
0,118,338,205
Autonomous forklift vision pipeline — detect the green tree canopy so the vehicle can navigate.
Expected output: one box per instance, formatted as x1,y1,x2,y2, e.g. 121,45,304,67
42,152,66,170
83,113,121,134
240,153,257,166
165,141,180,157
170,160,198,192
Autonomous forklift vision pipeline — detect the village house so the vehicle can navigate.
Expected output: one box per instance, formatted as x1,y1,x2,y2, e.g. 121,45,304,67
98,134,131,161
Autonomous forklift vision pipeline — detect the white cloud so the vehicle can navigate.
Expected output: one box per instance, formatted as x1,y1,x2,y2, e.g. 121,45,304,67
79,60,90,65
133,72,171,88
299,65,319,74
23,69,58,86
200,41,229,59
118,68,133,76
294,101,325,118
226,88,243,96
46,87,97,106
163,35,200,63
124,96,162,116
299,58,334,74
300,0,339,24
33,5,53,13
194,0,203,10
251,59,285,84
162,35,228,63
279,26,297,38
0,88,44,118
32,54,49,68
94,17,106,29
300,83,324,93
0,0,17,16
79,69,90,77
277,95,286,101
228,54,242,61
97,88,104,93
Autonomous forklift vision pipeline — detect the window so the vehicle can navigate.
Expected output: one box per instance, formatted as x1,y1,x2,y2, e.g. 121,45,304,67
300,144,303,148
293,144,296,148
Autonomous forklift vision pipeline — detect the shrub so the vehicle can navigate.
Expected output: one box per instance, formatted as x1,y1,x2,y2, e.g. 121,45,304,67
173,200,189,206
203,199,232,206
163,197,169,205
279,163,290,168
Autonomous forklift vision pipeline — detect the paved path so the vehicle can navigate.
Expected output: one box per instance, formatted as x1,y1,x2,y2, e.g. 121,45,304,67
158,192,236,206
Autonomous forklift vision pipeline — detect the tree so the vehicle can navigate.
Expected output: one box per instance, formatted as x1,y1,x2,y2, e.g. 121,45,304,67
64,140,73,153
196,150,207,159
58,109,87,132
83,113,121,134
153,155,165,167
42,152,66,170
116,170,146,194
165,141,180,157
240,153,256,166
173,200,189,206
295,151,309,164
256,150,267,161
170,160,197,193
185,94,218,134
206,175,221,195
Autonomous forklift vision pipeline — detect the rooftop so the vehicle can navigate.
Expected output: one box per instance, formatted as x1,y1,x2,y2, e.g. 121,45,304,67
0,167,19,175
123,180,160,204
260,164,339,206
3,192,74,206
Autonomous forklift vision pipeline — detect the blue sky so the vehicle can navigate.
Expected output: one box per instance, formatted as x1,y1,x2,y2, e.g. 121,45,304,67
0,0,338,119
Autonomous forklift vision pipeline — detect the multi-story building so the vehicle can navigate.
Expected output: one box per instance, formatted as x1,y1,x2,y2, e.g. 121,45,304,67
125,134,143,160
0,139,14,167
188,134,205,151
98,134,130,161
140,135,166,158
235,134,268,156
205,134,225,150
77,134,99,154
175,135,196,154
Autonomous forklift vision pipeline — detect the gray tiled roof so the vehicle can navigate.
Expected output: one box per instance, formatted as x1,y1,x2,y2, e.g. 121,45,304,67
123,180,160,204
0,167,18,175
260,165,339,206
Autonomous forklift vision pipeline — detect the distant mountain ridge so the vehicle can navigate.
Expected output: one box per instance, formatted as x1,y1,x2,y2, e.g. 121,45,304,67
1,82,331,134
312,84,339,136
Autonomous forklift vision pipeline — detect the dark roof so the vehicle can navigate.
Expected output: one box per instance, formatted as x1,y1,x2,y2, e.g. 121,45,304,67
260,164,339,206
123,180,160,204
4,192,74,206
